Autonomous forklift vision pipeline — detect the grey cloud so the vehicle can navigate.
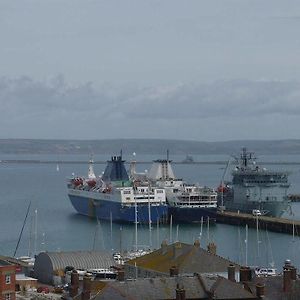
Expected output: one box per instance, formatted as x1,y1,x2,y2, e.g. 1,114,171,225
1,77,300,125
119,80,300,119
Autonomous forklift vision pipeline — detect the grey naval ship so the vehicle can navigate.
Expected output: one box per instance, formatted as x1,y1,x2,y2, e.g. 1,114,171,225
218,148,290,217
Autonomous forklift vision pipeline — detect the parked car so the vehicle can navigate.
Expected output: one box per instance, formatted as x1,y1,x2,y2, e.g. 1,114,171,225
252,209,262,216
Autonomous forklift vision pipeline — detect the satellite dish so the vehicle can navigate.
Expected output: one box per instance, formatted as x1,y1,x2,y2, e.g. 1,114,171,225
133,152,136,157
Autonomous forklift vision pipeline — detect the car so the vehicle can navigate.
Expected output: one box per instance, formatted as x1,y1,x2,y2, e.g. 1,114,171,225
252,209,262,216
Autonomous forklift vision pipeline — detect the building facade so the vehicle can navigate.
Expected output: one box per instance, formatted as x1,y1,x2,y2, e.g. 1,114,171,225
0,260,16,300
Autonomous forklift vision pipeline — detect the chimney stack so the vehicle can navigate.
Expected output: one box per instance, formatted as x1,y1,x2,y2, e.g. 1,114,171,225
170,266,179,277
283,259,297,280
227,264,236,282
256,283,265,299
176,283,186,300
283,269,292,293
290,267,297,280
207,242,216,255
81,276,92,300
193,239,200,248
69,270,79,297
117,269,125,281
161,240,168,255
173,242,182,259
239,266,252,282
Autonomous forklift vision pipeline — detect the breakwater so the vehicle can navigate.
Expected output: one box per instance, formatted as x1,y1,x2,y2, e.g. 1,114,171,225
216,211,299,236
1,159,300,165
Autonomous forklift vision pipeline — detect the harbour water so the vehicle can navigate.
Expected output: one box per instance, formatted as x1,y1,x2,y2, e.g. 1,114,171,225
1,153,300,271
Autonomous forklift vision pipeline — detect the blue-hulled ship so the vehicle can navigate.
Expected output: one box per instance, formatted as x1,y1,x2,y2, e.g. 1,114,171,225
67,155,168,224
218,148,290,217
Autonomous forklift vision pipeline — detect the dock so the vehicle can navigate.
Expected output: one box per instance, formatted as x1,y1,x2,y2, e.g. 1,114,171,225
216,210,299,236
288,194,300,202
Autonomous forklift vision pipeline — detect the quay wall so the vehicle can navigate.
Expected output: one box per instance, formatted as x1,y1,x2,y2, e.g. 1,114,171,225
216,211,300,236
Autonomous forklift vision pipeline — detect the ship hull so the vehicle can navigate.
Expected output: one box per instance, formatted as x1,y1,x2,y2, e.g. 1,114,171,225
220,197,289,218
168,206,217,223
68,193,168,224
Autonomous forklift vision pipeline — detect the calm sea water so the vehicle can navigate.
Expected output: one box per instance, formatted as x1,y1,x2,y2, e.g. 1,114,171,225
1,153,300,271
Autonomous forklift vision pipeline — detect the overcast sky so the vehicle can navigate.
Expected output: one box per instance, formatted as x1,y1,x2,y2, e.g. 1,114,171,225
1,0,300,141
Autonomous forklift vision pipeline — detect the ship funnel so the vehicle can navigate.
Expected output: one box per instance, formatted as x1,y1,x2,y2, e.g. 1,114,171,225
102,155,129,182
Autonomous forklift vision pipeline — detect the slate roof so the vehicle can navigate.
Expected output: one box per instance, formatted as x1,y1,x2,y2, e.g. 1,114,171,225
95,274,256,300
245,275,300,300
126,241,240,274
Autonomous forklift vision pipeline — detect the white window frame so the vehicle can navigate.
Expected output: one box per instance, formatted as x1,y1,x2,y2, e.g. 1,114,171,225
5,274,11,284
5,293,11,300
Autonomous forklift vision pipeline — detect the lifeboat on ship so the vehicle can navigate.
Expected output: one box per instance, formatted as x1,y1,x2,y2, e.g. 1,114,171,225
217,184,228,193
87,179,96,188
73,177,84,187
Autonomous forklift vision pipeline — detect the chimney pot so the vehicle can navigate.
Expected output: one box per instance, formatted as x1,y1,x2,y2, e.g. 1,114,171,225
69,270,79,297
256,283,265,298
239,266,252,282
227,264,236,282
161,240,168,255
173,242,182,259
283,269,292,293
193,239,200,248
117,269,125,281
81,276,91,300
207,242,217,255
170,266,179,277
176,283,186,300
290,267,297,280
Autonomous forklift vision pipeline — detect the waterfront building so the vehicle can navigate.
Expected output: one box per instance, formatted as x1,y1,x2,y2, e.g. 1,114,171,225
0,259,16,300
34,251,116,285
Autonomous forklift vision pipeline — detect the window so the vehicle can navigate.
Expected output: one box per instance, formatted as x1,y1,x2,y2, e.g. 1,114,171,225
5,275,11,284
5,294,11,300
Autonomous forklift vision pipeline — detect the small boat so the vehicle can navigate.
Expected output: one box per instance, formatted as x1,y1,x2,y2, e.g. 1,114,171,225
254,267,277,277
182,155,194,163
87,268,117,280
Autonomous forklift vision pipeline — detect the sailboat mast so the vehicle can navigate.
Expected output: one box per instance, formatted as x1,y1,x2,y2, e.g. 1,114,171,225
245,224,248,266
148,184,152,249
199,216,203,241
34,209,38,256
14,201,31,257
119,226,123,255
110,211,113,251
28,214,34,257
135,198,138,252
156,218,160,249
256,214,260,262
169,215,173,243
207,216,210,242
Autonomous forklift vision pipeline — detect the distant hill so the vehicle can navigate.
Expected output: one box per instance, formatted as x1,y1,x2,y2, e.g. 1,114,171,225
1,138,300,155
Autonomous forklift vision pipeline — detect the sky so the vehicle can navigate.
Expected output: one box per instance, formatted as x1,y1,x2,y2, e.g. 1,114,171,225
1,0,300,141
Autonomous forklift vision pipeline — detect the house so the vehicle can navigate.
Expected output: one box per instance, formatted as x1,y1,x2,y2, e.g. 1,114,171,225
95,273,257,300
0,259,16,300
125,240,240,279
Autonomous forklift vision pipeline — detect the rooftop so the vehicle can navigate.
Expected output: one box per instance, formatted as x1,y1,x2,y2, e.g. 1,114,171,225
126,241,240,275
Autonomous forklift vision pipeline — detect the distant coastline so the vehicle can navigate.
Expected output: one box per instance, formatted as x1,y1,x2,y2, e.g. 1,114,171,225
0,138,300,155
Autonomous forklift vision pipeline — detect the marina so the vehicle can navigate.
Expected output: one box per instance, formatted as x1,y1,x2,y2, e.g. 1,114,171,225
1,152,300,271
